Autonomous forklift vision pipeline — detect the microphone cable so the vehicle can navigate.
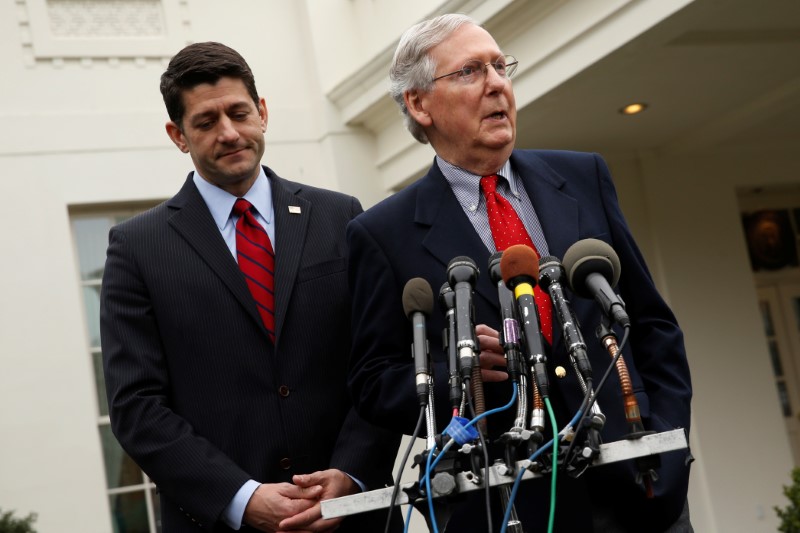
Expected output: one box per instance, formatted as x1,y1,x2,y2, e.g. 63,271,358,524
465,380,493,533
422,383,519,533
403,502,414,533
402,451,425,533
389,404,426,533
424,434,446,533
500,395,587,533
562,325,631,475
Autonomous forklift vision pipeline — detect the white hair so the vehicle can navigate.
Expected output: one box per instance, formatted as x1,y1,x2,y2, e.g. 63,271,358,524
389,14,478,144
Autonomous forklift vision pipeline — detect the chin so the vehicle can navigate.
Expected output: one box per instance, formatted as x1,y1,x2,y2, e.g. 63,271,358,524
224,161,259,177
483,138,515,155
482,128,514,145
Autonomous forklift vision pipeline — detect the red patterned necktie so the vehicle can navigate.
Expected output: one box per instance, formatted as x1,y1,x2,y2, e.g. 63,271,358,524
233,198,275,342
480,174,553,344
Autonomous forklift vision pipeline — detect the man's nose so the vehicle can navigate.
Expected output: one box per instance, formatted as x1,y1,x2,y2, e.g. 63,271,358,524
217,116,239,142
484,64,507,92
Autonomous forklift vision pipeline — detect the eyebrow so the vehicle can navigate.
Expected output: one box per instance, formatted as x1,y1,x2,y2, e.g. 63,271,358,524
448,54,506,68
189,101,253,124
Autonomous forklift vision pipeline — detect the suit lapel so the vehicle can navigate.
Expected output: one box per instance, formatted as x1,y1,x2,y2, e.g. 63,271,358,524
415,153,584,350
512,152,579,259
511,151,580,353
166,176,265,330
269,169,309,346
415,163,497,309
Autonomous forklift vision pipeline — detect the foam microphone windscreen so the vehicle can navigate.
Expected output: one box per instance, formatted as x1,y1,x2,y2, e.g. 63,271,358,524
562,239,621,297
499,244,538,288
402,277,434,318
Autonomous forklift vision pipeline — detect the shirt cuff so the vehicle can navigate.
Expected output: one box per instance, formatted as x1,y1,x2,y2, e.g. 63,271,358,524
222,479,261,530
345,472,366,493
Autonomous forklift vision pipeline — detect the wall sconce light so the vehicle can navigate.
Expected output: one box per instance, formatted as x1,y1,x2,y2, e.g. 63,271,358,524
620,102,648,115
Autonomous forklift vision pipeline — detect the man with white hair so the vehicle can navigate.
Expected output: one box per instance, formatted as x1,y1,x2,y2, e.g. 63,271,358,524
347,13,693,532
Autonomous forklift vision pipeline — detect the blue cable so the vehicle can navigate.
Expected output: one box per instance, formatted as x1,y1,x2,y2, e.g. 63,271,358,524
422,382,519,485
402,501,414,533
423,383,519,532
499,408,584,533
466,382,518,430
425,439,440,533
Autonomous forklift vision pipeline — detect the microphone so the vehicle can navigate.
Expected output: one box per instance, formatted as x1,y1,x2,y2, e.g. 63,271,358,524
446,256,480,381
562,239,630,328
439,282,463,411
488,252,523,382
402,278,434,407
499,245,549,398
538,254,593,383
490,252,534,437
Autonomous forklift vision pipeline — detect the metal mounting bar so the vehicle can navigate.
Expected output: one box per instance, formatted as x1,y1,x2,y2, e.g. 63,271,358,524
321,428,688,519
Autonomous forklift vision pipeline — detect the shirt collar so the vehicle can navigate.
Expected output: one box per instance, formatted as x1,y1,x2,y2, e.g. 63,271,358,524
192,167,272,230
436,156,517,203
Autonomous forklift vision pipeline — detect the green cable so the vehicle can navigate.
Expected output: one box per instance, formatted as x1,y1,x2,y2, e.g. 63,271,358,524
544,396,559,533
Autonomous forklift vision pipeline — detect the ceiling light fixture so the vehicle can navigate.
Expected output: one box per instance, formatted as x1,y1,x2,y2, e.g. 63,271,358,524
620,102,648,115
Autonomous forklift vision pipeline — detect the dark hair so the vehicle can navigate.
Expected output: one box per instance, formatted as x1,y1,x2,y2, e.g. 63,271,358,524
160,41,259,127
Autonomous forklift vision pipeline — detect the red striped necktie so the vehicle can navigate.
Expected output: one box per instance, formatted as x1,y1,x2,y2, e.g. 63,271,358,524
233,198,275,342
480,174,553,344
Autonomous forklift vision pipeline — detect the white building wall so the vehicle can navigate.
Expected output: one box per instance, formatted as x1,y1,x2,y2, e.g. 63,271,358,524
0,1,794,532
631,145,799,532
605,142,800,532
0,2,362,531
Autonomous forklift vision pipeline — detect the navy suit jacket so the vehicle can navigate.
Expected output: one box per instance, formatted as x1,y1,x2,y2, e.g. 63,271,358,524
101,166,401,532
347,150,692,532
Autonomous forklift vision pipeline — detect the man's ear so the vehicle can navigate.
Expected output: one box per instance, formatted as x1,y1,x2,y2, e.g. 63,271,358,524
165,121,189,153
404,90,433,128
259,97,268,133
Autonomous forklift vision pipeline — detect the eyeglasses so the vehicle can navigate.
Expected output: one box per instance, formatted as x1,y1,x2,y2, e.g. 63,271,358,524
432,55,518,84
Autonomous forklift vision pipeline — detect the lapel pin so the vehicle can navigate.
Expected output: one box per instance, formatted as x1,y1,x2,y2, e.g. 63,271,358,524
288,206,302,214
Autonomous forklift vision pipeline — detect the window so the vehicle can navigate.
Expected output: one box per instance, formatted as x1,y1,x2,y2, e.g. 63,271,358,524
72,208,161,533
740,185,800,465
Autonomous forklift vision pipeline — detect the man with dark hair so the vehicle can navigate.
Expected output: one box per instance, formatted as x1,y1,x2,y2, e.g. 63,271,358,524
101,41,400,532
347,14,693,532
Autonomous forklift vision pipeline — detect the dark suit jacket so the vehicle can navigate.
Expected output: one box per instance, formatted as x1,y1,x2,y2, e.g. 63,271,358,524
347,150,692,532
101,166,401,532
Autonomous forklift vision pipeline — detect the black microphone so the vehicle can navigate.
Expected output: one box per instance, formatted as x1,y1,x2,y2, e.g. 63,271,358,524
538,254,593,383
562,239,630,328
488,252,524,382
402,278,434,406
499,245,549,398
447,256,480,381
439,282,463,410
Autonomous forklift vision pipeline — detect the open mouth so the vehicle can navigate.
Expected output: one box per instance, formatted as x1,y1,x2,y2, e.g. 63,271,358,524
486,111,506,120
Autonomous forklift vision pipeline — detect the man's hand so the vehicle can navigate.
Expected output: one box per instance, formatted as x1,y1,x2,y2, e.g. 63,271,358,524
476,324,508,382
276,469,357,532
243,482,323,532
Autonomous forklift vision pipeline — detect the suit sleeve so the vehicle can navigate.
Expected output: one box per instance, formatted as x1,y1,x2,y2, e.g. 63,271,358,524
594,153,692,431
591,153,692,529
346,215,454,435
328,409,401,489
101,227,249,528
324,195,403,490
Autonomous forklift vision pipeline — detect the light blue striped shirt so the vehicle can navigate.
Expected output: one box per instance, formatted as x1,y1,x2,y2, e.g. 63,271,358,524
436,156,550,256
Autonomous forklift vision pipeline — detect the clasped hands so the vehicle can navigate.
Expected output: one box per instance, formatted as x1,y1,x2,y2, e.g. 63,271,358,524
243,326,505,532
243,469,356,533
